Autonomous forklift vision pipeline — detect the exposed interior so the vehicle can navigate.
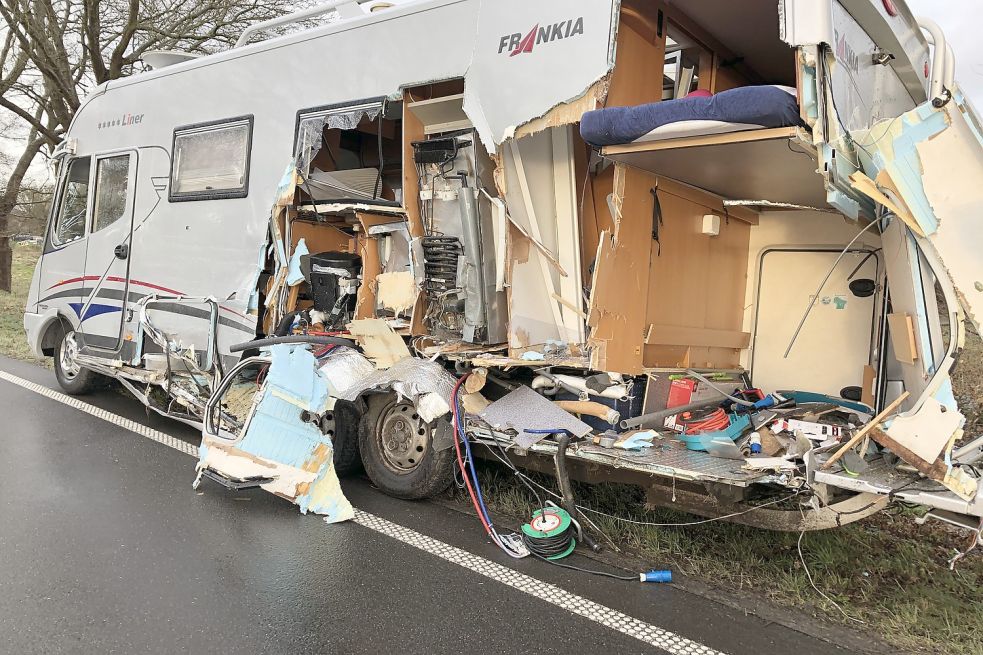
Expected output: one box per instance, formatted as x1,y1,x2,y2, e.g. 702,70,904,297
235,0,972,520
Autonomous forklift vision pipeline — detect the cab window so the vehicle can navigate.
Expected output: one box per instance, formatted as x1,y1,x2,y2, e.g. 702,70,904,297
92,154,131,232
52,156,91,246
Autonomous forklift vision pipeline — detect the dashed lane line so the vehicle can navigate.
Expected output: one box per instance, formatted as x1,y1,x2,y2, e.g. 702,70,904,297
0,369,726,655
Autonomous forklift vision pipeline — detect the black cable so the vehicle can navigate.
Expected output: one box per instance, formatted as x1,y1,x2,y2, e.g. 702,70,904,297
526,551,638,581
373,105,384,199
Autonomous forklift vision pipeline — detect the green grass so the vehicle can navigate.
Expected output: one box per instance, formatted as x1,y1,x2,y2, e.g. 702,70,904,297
470,465,983,654
3,242,982,652
0,242,48,367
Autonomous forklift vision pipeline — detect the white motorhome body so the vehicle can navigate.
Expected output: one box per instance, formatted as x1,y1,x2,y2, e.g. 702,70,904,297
25,0,983,534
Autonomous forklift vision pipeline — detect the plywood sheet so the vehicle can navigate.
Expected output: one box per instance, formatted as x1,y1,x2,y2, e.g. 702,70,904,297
347,319,411,369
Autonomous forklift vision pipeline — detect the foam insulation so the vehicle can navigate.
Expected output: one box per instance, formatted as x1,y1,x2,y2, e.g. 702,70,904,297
376,271,418,315
857,94,983,329
196,345,354,523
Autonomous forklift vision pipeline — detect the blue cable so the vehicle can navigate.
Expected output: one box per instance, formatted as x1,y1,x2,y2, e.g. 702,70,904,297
452,382,495,529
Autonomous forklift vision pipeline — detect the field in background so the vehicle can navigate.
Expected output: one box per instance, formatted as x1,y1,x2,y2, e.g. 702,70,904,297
0,243,47,366
1,241,981,653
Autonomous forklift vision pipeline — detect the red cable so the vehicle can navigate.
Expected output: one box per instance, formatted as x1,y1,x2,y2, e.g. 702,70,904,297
450,375,492,535
681,408,730,434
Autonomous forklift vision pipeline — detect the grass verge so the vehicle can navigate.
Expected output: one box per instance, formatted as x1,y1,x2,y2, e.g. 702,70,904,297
0,242,48,367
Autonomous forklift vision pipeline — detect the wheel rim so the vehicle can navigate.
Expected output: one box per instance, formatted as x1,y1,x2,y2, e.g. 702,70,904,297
376,401,430,472
59,331,82,380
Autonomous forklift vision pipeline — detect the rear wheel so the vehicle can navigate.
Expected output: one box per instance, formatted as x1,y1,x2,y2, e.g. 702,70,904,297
358,393,455,499
322,400,362,476
53,329,102,395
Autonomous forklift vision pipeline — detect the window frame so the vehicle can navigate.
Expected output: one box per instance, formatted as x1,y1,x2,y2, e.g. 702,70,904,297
168,114,254,202
292,96,386,159
49,155,94,249
90,151,137,234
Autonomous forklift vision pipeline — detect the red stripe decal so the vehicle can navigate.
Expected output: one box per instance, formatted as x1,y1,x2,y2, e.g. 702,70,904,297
46,276,183,296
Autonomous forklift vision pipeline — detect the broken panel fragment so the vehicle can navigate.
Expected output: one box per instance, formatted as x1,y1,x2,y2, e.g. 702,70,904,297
196,344,354,523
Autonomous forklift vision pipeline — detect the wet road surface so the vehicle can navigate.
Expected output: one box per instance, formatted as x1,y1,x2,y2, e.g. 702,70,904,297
0,356,858,654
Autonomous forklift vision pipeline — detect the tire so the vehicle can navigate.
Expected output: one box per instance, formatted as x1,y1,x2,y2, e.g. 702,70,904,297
323,400,362,476
53,328,102,395
358,393,455,500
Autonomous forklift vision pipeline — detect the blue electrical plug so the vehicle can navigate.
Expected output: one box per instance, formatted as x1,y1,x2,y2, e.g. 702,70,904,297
640,570,672,583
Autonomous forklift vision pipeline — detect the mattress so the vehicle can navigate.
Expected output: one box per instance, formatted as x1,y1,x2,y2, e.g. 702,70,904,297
581,85,803,147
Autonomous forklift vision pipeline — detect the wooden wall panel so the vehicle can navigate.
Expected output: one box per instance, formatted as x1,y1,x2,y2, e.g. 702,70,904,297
641,183,751,368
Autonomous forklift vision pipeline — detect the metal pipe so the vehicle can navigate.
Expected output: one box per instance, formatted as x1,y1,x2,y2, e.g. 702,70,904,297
229,335,357,353
554,400,620,426
236,0,369,48
917,17,951,106
620,396,724,431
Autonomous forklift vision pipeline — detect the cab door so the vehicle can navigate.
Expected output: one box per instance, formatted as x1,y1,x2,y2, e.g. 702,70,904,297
36,156,92,324
79,152,137,353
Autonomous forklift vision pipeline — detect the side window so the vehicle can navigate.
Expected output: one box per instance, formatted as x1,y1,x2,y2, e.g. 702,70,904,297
52,157,91,246
169,116,252,201
92,154,131,232
294,100,402,203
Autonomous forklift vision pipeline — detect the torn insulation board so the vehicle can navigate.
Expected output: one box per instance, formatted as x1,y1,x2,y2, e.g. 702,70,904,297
347,318,412,368
196,344,354,523
857,95,983,329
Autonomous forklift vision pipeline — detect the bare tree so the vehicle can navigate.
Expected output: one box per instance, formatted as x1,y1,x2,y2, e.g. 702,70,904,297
0,0,305,291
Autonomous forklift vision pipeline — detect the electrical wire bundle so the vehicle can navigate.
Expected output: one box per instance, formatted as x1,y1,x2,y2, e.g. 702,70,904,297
678,407,730,434
451,375,529,559
450,375,666,582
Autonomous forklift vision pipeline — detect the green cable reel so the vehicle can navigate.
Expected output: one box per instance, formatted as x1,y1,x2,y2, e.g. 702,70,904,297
521,507,576,560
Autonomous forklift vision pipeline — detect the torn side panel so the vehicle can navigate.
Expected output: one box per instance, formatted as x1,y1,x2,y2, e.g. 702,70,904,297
196,344,354,523
463,0,619,152
855,93,983,330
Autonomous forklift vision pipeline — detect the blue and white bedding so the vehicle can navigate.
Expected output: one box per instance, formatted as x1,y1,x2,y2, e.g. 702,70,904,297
581,85,803,147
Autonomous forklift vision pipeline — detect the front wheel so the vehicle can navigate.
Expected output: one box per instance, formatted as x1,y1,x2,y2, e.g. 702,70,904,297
358,394,455,500
53,329,102,395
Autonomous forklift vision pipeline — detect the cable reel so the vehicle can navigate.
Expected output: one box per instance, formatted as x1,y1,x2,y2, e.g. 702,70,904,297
521,507,577,560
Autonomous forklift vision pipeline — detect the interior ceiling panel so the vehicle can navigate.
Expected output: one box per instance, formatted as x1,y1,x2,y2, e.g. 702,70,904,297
665,0,796,84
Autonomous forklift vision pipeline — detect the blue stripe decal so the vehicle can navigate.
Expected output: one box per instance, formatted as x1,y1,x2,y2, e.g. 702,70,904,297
68,303,123,322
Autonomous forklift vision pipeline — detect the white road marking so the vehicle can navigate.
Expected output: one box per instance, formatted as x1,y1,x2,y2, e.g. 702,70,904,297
0,369,726,655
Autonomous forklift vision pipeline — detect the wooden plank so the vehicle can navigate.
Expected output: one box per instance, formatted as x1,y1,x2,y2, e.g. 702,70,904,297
644,324,750,349
603,127,799,156
869,426,948,481
822,392,910,470
861,365,876,408
887,313,918,364
401,90,426,238
347,318,411,369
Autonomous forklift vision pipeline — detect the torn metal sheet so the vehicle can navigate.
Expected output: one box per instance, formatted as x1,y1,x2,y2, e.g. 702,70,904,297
316,347,376,397
479,385,592,448
335,356,457,423
462,0,618,152
196,344,354,523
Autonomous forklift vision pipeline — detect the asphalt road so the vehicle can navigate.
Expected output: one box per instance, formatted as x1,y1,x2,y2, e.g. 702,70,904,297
0,356,860,655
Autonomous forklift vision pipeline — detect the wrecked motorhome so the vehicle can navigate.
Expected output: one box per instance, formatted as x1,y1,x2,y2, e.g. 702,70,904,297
24,0,983,551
